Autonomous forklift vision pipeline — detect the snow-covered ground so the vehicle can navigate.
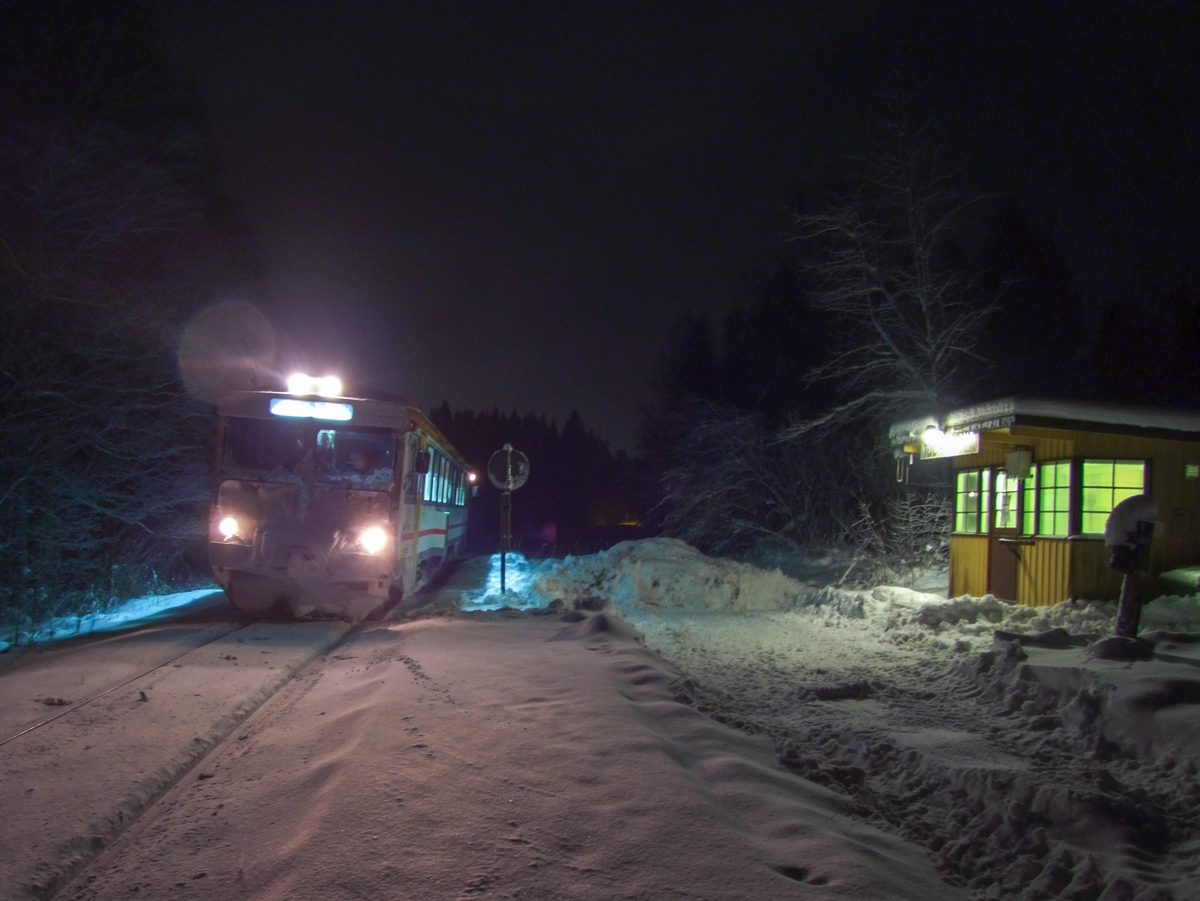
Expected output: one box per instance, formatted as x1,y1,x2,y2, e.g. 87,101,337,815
465,539,1200,901
5,542,1198,900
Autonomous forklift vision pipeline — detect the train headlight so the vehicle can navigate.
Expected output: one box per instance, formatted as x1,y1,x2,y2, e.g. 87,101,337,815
359,526,388,555
288,373,343,397
218,516,240,540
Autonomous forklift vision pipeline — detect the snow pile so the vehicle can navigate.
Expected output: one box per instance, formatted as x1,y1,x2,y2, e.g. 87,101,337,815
533,537,856,614
522,539,1200,900
1143,593,1200,631
0,588,224,654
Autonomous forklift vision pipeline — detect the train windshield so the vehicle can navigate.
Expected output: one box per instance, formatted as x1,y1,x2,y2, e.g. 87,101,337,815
314,427,395,486
222,418,396,487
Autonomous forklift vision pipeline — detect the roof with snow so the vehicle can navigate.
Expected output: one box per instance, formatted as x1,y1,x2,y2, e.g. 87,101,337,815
888,397,1200,446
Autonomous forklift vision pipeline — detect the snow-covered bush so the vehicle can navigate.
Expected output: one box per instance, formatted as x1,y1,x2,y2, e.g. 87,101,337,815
840,492,951,588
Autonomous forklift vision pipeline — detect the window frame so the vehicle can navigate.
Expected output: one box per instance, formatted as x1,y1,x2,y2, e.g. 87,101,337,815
1080,458,1148,535
953,468,992,535
993,469,1021,531
1034,460,1072,538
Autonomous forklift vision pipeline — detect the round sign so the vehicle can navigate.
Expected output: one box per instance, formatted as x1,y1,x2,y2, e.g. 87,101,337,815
487,444,530,491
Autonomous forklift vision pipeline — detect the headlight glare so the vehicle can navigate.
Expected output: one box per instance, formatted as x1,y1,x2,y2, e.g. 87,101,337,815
218,516,240,539
360,526,387,555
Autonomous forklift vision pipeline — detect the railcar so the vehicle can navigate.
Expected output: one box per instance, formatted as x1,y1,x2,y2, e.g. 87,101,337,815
208,376,472,620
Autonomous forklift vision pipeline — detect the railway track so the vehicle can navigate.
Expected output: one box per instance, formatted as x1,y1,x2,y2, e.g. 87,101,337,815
0,616,358,901
0,622,251,749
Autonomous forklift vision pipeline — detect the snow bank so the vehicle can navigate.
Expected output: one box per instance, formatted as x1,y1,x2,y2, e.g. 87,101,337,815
532,538,804,613
514,539,1200,900
530,537,931,615
0,588,225,654
524,535,1200,631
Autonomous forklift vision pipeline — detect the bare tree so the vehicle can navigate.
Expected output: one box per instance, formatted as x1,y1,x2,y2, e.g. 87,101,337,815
838,492,951,588
784,122,995,436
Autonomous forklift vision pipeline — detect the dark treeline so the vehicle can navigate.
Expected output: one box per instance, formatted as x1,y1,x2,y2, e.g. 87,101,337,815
1,1,257,636
428,403,642,554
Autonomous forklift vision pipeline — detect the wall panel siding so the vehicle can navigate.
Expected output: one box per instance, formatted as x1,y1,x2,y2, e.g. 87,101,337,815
1070,539,1123,600
950,536,989,597
1015,539,1072,607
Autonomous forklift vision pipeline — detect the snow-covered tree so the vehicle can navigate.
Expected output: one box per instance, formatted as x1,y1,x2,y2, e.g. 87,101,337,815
0,3,257,637
785,120,994,436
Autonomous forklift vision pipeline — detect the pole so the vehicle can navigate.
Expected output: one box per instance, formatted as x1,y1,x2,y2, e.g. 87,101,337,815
1114,570,1146,638
500,490,512,594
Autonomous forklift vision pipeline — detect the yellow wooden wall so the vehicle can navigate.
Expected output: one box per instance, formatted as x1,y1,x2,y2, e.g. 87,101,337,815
1070,539,1123,601
949,536,988,597
1014,539,1071,607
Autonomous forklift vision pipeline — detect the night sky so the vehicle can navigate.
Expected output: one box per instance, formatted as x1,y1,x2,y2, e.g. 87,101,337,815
155,2,1200,452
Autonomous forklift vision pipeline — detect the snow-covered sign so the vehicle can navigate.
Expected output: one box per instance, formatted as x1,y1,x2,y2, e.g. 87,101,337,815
487,444,530,491
918,427,979,459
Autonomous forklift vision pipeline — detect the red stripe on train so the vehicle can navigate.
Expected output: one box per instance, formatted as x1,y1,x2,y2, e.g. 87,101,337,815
400,528,451,540
399,520,465,540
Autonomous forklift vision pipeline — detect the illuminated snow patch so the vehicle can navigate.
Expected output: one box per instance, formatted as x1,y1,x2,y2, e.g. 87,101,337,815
461,553,547,610
0,588,226,653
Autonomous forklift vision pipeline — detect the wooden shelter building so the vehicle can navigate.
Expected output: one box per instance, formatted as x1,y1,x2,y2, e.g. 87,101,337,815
889,398,1200,606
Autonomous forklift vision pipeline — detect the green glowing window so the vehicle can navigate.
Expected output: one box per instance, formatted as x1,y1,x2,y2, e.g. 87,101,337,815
1037,461,1071,537
1081,460,1146,534
1022,468,1037,535
994,471,1020,529
955,469,991,534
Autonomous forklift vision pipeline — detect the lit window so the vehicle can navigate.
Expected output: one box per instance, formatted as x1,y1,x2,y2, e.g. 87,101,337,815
994,471,1019,530
1022,468,1037,535
423,452,435,502
954,469,991,534
1038,461,1071,537
1081,460,1146,534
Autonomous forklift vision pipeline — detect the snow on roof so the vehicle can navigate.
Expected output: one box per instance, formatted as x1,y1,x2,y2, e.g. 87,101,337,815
889,396,1200,445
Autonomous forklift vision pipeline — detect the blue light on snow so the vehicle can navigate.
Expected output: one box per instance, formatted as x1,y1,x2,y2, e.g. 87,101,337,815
461,552,543,610
0,588,225,653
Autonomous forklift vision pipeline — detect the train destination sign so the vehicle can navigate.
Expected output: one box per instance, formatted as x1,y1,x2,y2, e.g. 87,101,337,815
268,398,354,421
